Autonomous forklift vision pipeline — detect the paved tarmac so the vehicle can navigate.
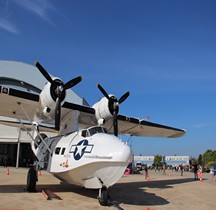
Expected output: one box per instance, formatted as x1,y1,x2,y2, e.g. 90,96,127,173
0,167,216,210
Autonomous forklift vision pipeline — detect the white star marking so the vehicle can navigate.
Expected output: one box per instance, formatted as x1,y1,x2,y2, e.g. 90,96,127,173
74,141,87,156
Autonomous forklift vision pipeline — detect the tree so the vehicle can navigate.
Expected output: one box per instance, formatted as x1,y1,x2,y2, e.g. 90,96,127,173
153,154,162,167
202,150,216,167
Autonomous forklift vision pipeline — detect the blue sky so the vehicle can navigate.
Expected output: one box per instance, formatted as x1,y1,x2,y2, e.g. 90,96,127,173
0,0,216,158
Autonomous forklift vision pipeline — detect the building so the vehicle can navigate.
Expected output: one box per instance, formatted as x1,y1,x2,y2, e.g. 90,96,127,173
134,155,190,167
0,60,86,168
134,156,154,167
165,155,190,166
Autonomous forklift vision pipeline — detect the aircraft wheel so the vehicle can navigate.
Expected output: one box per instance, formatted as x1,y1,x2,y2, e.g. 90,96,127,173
27,167,37,192
98,187,111,206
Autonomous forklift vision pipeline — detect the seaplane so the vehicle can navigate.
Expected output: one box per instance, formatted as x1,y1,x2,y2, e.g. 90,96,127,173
0,61,186,205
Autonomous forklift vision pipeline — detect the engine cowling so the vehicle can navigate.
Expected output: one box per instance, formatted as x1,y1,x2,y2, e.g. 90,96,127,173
39,77,66,117
92,95,115,124
34,61,82,131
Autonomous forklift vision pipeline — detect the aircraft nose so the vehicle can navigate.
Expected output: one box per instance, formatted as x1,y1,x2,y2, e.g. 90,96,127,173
114,142,133,163
92,133,133,163
124,143,133,162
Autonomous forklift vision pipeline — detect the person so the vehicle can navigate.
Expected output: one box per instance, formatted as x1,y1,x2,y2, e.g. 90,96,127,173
180,164,184,176
144,164,149,180
210,166,216,183
193,164,198,181
155,166,158,172
162,162,166,175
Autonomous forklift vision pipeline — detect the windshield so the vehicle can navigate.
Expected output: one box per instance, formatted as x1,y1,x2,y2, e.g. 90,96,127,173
80,126,107,137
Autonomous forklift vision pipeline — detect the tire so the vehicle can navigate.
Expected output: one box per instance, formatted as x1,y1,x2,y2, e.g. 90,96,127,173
98,187,110,206
27,167,37,192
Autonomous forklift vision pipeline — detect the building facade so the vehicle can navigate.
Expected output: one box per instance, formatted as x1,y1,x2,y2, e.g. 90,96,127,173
134,155,190,166
165,155,190,166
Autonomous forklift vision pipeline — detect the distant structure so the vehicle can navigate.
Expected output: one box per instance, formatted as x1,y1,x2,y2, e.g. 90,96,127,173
134,155,190,166
134,156,154,166
165,156,189,166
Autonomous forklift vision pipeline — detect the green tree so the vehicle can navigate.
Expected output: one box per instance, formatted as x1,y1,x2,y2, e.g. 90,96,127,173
202,150,216,166
153,154,162,167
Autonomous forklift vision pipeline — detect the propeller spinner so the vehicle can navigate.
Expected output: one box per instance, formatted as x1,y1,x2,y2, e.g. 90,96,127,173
34,61,82,131
97,84,129,137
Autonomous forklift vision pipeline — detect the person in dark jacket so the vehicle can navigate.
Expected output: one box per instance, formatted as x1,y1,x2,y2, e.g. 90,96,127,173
193,164,198,181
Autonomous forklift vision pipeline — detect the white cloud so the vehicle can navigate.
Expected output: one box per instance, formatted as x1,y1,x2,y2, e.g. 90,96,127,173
0,0,58,34
192,123,216,129
0,0,18,33
14,0,55,24
0,17,19,34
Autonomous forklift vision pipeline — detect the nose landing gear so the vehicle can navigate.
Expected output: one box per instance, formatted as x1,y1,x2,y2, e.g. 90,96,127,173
97,187,111,206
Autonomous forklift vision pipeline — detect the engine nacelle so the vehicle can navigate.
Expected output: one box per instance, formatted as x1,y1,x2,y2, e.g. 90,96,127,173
39,77,66,116
92,95,114,124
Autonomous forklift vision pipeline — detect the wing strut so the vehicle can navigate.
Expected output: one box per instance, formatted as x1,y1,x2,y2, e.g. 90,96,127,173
16,102,52,154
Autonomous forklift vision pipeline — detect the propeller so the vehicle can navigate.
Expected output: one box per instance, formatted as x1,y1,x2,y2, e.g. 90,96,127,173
34,61,82,131
97,84,129,137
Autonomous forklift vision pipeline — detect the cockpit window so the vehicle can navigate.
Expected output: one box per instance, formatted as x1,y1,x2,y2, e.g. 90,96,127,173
80,126,107,137
81,130,87,137
103,127,108,133
89,126,102,136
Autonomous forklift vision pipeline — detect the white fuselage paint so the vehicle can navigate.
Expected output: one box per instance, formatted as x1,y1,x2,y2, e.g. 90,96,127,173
34,131,133,189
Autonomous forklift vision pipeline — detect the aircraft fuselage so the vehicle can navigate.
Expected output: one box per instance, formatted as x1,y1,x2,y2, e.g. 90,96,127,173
33,126,133,189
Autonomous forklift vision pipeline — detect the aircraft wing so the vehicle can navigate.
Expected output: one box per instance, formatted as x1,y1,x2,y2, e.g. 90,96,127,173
112,115,185,138
77,112,185,138
0,85,94,128
0,117,56,133
0,86,38,122
0,85,185,138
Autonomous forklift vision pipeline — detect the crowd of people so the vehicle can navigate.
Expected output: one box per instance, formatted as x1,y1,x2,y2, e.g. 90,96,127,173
144,163,216,182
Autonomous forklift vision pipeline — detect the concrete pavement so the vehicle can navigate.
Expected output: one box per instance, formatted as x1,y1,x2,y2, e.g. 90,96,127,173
0,167,215,210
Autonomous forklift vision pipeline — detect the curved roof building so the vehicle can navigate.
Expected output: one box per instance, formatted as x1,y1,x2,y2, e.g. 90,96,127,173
0,60,83,104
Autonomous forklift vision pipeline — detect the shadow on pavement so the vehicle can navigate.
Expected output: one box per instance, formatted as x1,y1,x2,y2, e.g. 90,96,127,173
0,177,196,207
110,177,195,206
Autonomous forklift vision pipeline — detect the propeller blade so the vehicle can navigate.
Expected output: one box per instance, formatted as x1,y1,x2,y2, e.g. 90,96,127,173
64,76,82,90
97,84,110,100
34,61,84,132
34,61,54,85
119,91,130,104
55,97,61,131
96,84,130,137
113,110,118,137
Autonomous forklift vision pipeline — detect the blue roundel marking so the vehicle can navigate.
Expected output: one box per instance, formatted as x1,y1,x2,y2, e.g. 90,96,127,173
70,139,94,161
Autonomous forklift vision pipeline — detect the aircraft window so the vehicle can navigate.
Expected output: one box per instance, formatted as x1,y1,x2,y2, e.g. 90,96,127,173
103,127,108,133
81,130,87,137
88,126,106,136
55,147,61,155
61,148,66,155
